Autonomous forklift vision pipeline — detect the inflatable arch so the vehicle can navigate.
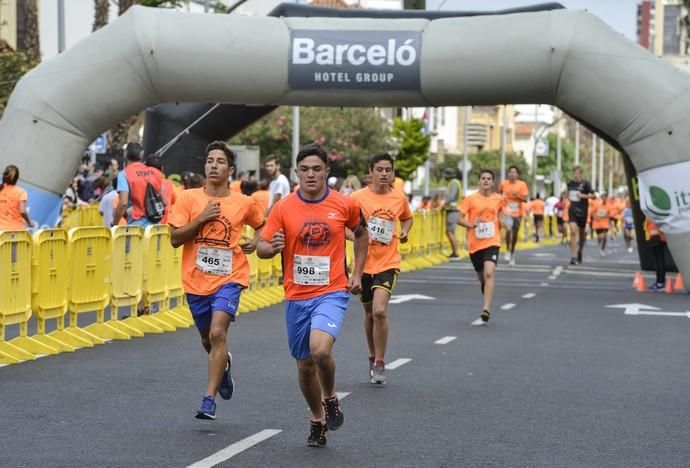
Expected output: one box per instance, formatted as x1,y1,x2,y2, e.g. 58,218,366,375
1,5,690,290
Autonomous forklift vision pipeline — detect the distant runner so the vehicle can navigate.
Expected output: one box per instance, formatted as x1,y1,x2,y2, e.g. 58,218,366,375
566,166,595,265
498,166,528,266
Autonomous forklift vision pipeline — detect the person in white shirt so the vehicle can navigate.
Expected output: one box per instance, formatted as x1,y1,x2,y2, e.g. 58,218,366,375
265,154,291,216
544,193,559,238
99,178,119,228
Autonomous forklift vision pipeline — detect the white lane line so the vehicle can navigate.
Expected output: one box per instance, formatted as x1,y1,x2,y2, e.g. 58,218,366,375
500,303,516,310
434,336,457,345
540,282,549,287
186,429,282,468
0,364,9,368
471,318,487,326
553,266,563,276
548,275,557,280
522,293,536,299
385,358,412,370
336,392,351,400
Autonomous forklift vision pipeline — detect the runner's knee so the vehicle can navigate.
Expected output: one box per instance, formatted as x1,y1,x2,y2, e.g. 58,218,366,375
208,327,227,346
310,347,331,366
372,303,387,321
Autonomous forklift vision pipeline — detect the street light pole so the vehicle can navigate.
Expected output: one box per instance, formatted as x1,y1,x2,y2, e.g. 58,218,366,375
462,106,470,197
574,121,580,165
291,106,300,183
556,131,562,196
58,0,66,53
591,133,597,188
500,105,507,181
599,138,605,192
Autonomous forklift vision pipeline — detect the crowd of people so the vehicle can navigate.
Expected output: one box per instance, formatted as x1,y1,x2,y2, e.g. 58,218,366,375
0,140,672,447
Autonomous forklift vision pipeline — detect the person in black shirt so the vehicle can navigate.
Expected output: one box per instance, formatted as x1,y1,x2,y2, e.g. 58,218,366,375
566,166,595,265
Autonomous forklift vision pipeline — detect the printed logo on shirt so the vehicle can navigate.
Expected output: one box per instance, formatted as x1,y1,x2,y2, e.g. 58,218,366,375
196,216,233,248
299,222,331,247
328,212,338,219
327,323,338,329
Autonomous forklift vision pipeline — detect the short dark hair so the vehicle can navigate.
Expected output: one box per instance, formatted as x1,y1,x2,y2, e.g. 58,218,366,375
205,141,235,166
145,154,163,171
508,165,520,174
479,169,495,180
573,165,582,172
2,164,19,186
369,152,395,170
296,144,328,165
125,142,143,162
265,154,280,165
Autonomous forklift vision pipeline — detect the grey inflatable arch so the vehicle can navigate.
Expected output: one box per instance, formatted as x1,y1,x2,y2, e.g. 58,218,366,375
1,6,690,289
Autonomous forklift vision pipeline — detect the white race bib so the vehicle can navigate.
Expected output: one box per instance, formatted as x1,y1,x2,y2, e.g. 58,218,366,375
508,202,519,213
475,221,495,239
598,209,608,217
294,255,330,286
624,216,634,224
569,190,580,202
368,216,395,244
196,246,232,276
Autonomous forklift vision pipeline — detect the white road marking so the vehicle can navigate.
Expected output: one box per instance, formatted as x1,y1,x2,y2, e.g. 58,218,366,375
501,303,516,310
434,336,457,345
471,318,487,326
389,294,434,304
186,429,282,468
336,392,351,400
553,266,563,276
522,293,536,299
548,275,557,280
0,364,9,368
606,303,690,318
540,282,549,287
385,358,412,370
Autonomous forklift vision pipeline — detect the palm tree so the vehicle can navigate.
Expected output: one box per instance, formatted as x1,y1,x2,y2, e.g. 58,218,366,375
20,0,40,62
93,0,110,32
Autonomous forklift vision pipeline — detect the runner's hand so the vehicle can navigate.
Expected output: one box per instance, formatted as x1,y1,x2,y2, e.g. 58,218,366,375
399,230,409,243
348,275,362,295
271,229,285,253
197,200,221,224
239,235,256,254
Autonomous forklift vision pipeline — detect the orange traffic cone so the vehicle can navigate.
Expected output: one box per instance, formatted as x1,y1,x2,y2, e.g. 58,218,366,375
632,272,642,289
674,273,684,291
635,274,647,293
664,277,674,294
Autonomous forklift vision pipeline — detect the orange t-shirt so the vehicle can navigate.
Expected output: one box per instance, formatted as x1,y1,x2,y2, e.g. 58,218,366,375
261,189,362,300
530,199,545,216
562,199,570,223
351,187,412,274
229,180,243,193
591,199,611,230
169,188,264,295
460,192,505,254
498,179,529,217
160,178,177,224
251,189,269,215
393,177,405,194
0,185,28,230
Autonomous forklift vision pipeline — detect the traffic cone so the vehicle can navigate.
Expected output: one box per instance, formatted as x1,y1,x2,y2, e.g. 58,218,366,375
632,272,642,289
674,273,684,291
664,277,673,294
635,274,646,293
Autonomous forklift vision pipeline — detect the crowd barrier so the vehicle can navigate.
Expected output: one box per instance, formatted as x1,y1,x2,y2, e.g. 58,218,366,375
1,209,555,365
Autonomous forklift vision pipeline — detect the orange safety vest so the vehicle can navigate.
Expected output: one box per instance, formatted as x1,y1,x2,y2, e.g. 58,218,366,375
123,162,163,221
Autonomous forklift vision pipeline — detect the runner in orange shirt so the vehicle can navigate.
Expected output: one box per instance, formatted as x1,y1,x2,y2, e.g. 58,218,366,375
169,141,265,421
530,194,546,242
351,153,413,385
591,192,611,256
257,144,368,447
498,165,528,266
250,178,270,215
0,165,34,230
457,169,505,325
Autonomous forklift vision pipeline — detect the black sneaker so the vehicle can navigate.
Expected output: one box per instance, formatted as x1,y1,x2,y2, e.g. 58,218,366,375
481,309,490,323
322,396,344,431
569,258,577,265
307,420,327,447
218,352,234,400
577,251,583,264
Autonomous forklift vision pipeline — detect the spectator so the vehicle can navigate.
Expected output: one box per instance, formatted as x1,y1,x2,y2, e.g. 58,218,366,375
145,154,175,224
644,217,668,291
0,165,34,230
63,176,88,211
105,158,120,180
340,175,361,195
99,177,120,228
182,171,205,190
544,192,559,238
113,142,164,227
443,168,462,258
265,154,290,215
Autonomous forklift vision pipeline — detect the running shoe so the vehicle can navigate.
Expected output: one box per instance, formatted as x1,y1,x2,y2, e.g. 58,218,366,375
504,252,511,262
509,256,516,266
368,355,375,379
627,247,633,253
371,361,386,385
649,282,664,292
481,309,490,323
307,420,328,447
196,395,216,420
577,251,583,264
322,395,344,431
218,352,234,400
569,258,577,265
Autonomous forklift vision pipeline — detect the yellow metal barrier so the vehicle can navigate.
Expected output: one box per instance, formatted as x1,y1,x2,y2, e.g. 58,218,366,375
66,227,113,343
61,205,103,230
109,226,146,338
164,239,193,326
0,231,36,363
139,225,177,332
29,229,79,353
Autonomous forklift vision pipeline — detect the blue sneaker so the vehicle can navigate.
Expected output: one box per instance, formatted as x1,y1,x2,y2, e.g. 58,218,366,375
196,395,216,420
218,352,234,400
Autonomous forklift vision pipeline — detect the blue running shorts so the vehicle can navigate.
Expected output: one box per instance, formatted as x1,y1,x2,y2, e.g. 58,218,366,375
285,291,350,360
186,282,243,330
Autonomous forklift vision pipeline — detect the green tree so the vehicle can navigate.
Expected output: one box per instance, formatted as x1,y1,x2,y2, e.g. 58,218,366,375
0,42,38,119
435,150,530,190
230,107,390,178
390,117,430,181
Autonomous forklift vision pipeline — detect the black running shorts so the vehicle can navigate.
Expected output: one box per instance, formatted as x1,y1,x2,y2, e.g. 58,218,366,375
360,269,399,304
470,246,500,273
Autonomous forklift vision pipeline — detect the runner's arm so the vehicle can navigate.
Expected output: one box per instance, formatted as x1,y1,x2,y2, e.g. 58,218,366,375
113,192,128,226
399,217,413,243
256,228,284,259
456,211,476,230
348,224,369,295
18,200,33,227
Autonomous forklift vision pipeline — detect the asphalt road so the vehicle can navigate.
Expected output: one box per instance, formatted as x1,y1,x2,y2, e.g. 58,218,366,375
1,238,688,467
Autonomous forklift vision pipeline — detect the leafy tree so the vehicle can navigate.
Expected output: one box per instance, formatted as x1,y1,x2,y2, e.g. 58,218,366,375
230,107,390,179
435,150,530,190
390,117,430,181
0,42,38,119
